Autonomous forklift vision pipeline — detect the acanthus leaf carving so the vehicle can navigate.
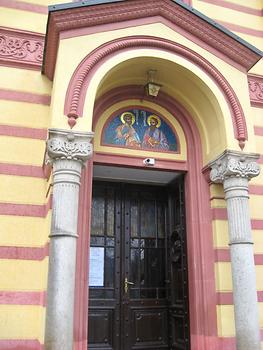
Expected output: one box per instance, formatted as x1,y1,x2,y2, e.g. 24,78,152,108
248,75,263,106
210,150,260,183
47,129,94,164
0,29,44,69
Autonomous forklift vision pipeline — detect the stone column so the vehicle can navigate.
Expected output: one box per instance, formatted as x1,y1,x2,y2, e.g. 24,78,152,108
210,150,261,350
44,128,93,350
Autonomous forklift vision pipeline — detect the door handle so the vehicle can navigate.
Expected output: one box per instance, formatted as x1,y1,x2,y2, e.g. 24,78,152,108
124,277,134,293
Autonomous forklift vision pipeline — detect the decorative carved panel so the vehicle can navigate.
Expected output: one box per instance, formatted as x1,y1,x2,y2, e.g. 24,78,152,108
248,74,263,108
0,28,44,70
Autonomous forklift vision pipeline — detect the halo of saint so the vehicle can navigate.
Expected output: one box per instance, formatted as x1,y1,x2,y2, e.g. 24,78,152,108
120,111,135,125
114,112,141,148
147,115,161,128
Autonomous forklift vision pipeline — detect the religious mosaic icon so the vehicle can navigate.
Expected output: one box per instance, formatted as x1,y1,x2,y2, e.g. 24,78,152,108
103,108,178,152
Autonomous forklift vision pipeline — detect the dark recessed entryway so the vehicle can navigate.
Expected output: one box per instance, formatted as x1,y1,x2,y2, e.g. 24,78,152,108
88,176,190,350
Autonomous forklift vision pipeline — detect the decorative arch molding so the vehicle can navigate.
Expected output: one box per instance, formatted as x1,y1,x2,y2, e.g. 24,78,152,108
65,36,247,149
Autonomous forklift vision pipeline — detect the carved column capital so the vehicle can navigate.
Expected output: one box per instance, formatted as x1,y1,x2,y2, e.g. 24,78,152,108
209,150,260,183
47,128,94,165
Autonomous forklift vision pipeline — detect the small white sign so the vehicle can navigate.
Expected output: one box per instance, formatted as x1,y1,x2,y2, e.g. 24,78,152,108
89,247,104,287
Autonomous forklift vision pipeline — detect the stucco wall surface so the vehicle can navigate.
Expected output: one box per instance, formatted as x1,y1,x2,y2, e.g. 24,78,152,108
0,0,262,349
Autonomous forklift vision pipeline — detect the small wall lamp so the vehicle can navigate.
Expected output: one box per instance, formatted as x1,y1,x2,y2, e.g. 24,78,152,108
144,69,162,97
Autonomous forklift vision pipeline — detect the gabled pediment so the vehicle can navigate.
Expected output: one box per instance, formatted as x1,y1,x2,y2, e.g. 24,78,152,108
43,0,263,80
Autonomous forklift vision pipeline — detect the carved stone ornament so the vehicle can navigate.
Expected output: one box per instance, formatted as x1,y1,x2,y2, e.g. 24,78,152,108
0,28,44,69
209,150,260,183
248,75,263,107
47,128,94,164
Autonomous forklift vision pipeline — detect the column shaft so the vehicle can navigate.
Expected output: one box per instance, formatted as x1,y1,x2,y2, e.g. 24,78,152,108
224,177,260,350
45,159,82,350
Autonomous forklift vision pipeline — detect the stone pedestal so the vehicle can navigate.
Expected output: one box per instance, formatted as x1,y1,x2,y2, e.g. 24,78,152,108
210,150,261,350
44,128,93,350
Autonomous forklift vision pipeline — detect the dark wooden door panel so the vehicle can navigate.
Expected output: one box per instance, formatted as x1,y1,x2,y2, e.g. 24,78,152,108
88,180,190,350
170,312,189,349
88,183,121,350
168,176,190,350
131,307,168,349
88,308,114,349
122,185,168,349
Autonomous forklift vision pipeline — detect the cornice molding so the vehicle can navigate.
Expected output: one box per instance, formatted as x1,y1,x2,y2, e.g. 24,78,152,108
43,0,261,80
0,27,44,70
64,37,248,148
248,74,263,108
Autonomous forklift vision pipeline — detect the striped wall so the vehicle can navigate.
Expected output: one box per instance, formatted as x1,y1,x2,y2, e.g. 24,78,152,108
193,0,263,343
0,0,54,346
0,0,262,348
0,60,52,347
192,0,263,57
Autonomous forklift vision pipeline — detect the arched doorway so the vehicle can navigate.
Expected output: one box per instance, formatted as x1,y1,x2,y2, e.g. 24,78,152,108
67,33,247,350
75,77,220,349
88,98,191,349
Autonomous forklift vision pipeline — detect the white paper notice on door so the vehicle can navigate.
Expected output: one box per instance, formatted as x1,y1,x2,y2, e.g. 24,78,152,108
89,247,104,287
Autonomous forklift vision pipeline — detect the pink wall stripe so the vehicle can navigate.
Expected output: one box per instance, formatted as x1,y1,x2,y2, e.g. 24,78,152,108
254,126,263,136
218,337,236,350
0,0,47,14
218,332,263,349
0,125,47,140
0,163,44,178
252,220,263,230
212,208,263,230
211,207,227,220
197,0,263,16
258,291,263,302
216,292,233,305
0,291,46,306
0,197,51,217
217,20,263,38
0,340,43,350
249,184,263,195
215,248,263,265
0,88,51,105
255,255,263,265
214,248,230,262
181,0,192,5
0,244,49,261
217,291,263,305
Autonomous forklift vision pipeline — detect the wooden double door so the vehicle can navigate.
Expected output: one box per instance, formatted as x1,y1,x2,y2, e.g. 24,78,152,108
88,179,190,350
